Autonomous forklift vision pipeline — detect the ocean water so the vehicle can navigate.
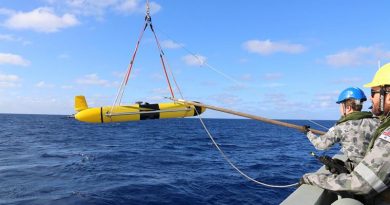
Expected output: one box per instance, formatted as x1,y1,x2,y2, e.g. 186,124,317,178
0,114,338,205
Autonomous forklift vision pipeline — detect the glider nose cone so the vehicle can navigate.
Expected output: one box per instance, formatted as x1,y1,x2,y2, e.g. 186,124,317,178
74,108,102,123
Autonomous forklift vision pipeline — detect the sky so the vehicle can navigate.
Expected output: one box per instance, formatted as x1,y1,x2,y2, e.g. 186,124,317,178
0,0,390,120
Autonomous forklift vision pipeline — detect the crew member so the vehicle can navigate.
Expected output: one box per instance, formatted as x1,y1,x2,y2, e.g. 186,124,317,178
305,87,379,171
301,63,390,204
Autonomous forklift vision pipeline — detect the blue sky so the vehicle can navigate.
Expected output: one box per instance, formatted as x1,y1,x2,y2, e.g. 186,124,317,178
0,0,389,120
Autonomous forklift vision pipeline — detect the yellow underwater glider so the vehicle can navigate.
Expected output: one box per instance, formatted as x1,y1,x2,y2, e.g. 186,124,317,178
74,96,206,123
73,3,209,124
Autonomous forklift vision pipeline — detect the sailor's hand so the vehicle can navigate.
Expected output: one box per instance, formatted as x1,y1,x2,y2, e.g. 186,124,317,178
297,177,307,188
325,165,338,174
325,158,346,174
300,125,311,134
333,158,346,166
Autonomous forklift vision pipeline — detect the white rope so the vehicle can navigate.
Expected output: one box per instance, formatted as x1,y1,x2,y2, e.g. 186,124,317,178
308,120,329,130
155,28,244,86
193,106,299,188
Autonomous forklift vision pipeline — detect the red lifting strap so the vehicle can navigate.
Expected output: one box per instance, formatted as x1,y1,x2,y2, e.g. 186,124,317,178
123,15,175,99
151,25,175,99
124,22,148,85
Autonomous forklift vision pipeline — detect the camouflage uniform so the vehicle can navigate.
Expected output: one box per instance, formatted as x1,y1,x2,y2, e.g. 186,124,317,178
307,113,380,167
302,118,390,203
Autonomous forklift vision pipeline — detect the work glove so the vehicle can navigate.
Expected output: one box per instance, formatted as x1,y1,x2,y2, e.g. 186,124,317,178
325,158,346,174
300,125,311,134
297,176,311,188
296,177,305,188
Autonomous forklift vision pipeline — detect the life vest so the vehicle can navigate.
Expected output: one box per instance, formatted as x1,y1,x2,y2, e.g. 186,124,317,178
336,111,375,125
367,116,390,152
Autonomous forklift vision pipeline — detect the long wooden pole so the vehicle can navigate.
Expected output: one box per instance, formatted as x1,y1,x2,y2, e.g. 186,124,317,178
172,98,326,135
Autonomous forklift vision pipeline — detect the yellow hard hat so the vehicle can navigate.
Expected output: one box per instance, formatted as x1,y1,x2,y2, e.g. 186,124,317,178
364,63,390,87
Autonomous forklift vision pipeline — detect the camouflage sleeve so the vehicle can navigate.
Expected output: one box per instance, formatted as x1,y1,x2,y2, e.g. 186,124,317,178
302,137,390,195
306,125,341,150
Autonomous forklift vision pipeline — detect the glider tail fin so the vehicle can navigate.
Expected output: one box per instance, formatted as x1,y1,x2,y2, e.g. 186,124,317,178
75,96,88,112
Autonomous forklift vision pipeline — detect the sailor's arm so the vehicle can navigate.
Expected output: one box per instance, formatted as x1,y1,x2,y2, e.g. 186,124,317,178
302,138,390,195
306,126,340,150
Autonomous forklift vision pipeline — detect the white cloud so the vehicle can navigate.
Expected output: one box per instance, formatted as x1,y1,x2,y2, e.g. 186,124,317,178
243,39,305,55
76,73,114,87
116,0,142,13
4,7,79,33
35,81,55,88
325,46,390,67
0,8,15,15
0,73,21,88
161,40,183,49
182,54,207,66
0,53,30,66
147,2,161,15
0,34,30,45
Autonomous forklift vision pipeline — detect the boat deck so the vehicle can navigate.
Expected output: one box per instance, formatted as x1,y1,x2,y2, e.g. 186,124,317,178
281,155,346,205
